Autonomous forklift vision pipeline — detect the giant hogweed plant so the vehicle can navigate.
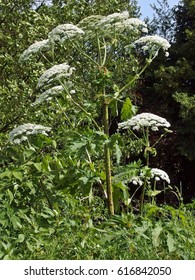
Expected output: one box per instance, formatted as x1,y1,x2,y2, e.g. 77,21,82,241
10,12,172,215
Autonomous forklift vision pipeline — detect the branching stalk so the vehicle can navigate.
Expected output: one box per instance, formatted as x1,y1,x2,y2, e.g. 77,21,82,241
59,80,101,131
72,41,100,67
118,54,153,95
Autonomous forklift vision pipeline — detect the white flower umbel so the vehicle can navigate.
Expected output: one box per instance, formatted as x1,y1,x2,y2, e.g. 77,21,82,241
132,35,171,55
48,24,85,44
37,63,75,89
118,113,171,132
9,124,51,144
115,18,148,33
97,11,129,27
151,168,170,184
33,85,64,105
95,11,131,36
19,39,51,61
78,13,147,39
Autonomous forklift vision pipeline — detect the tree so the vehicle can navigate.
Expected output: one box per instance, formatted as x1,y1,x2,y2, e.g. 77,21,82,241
140,0,195,201
150,0,176,41
0,0,56,144
150,0,195,161
37,0,140,24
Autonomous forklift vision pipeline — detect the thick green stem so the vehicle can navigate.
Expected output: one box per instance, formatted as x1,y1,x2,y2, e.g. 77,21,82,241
96,31,114,215
103,99,114,215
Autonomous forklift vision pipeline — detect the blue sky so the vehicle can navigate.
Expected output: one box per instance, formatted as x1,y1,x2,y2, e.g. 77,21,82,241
137,0,180,19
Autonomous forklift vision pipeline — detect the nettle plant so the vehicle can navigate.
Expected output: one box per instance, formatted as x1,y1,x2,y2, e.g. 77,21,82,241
10,12,172,215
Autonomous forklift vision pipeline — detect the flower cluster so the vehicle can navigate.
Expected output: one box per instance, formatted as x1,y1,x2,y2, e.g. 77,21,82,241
33,81,75,105
19,39,51,62
132,35,171,56
37,63,75,89
114,18,148,33
151,168,170,184
48,24,85,44
96,12,148,36
33,85,64,105
9,124,51,144
97,11,129,27
78,13,148,37
19,24,85,61
131,168,170,185
77,15,104,38
118,113,171,131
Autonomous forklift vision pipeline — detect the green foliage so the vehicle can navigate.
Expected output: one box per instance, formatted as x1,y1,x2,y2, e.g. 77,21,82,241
1,189,194,260
44,0,140,24
173,92,195,119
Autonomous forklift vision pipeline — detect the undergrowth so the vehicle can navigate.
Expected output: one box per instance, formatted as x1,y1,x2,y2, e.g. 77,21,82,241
1,194,194,260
